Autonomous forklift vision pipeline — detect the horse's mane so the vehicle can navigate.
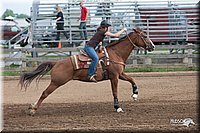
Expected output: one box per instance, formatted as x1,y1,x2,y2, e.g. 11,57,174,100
106,32,133,48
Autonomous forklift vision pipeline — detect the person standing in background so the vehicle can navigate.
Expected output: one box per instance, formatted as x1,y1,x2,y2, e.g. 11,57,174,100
56,6,68,41
78,1,88,40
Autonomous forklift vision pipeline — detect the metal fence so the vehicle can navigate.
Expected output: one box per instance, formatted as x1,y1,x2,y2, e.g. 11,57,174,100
30,0,199,48
2,44,198,73
2,0,199,73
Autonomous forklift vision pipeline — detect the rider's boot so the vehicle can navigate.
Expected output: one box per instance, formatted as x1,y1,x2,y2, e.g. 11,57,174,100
88,75,97,83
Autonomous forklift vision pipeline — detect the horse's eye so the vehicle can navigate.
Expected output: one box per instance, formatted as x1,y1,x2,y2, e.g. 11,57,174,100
143,35,147,38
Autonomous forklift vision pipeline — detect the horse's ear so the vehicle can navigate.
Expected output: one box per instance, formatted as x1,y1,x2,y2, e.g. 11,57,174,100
133,28,137,33
133,27,142,33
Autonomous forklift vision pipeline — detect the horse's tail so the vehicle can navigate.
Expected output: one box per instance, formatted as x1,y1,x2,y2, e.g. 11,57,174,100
19,61,56,90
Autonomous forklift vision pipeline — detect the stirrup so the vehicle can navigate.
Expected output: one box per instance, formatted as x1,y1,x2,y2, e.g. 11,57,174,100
88,75,97,83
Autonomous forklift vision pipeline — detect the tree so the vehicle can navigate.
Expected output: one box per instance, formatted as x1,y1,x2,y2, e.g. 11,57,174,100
1,9,15,19
1,9,29,19
16,14,29,18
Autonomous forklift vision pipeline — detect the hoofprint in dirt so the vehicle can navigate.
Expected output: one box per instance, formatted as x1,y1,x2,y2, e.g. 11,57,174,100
3,72,199,132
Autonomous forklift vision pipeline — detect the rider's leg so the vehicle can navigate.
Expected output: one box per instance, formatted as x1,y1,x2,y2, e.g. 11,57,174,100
84,46,98,82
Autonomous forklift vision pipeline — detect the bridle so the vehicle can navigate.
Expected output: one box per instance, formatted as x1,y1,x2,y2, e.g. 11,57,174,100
108,25,154,66
125,30,151,50
109,30,151,67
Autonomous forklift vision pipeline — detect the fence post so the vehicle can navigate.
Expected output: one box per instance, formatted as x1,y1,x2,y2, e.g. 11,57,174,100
132,59,137,66
187,44,193,66
144,57,152,65
21,50,27,71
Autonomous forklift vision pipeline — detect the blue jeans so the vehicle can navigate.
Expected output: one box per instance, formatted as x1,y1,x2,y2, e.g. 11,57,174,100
79,22,87,39
84,45,98,76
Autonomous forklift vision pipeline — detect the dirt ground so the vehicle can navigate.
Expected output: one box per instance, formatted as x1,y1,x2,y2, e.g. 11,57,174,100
2,71,199,132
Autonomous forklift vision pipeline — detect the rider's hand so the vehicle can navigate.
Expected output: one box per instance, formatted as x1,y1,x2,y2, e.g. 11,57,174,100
99,42,102,46
98,42,103,53
98,45,103,53
123,28,127,32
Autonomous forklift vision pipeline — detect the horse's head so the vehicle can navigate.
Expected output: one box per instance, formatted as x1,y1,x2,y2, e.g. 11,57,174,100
130,27,155,52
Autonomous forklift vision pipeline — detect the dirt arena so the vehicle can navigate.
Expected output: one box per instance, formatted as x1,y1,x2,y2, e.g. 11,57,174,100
2,71,199,132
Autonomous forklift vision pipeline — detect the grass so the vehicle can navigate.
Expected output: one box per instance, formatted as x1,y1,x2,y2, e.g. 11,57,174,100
1,66,199,76
2,71,21,76
124,66,199,73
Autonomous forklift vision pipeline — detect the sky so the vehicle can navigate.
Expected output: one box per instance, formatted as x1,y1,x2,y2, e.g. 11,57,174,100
0,0,199,17
1,0,33,16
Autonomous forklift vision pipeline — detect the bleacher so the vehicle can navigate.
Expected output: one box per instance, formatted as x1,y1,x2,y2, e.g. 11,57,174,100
30,0,199,48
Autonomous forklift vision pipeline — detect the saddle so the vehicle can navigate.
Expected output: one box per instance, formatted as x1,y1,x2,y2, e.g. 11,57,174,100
70,47,110,80
70,47,109,70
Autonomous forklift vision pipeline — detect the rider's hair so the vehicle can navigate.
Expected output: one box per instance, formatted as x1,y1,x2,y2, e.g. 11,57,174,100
97,26,108,32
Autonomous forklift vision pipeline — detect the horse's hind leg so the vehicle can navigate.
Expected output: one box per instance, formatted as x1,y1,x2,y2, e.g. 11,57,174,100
119,72,139,100
28,59,73,116
28,82,61,115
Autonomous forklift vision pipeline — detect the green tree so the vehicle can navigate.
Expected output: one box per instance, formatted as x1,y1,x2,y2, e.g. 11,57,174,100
16,14,29,18
1,9,15,19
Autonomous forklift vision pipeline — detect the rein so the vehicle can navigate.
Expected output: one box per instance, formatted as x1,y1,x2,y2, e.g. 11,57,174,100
120,20,140,49
126,31,139,48
106,28,151,66
120,20,150,50
110,60,126,66
106,31,138,67
125,30,151,50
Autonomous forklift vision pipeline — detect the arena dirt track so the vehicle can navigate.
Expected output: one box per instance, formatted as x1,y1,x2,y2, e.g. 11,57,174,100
2,71,199,132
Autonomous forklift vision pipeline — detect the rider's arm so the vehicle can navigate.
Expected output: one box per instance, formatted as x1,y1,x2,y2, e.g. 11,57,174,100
105,28,127,38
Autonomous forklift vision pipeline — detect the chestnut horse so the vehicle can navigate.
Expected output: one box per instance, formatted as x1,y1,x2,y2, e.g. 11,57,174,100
19,27,155,115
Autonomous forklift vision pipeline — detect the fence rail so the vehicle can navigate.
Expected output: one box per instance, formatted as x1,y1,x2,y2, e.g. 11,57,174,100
2,44,198,73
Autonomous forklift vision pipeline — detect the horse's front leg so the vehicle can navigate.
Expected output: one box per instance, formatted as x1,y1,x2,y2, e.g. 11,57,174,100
119,72,139,100
110,77,124,113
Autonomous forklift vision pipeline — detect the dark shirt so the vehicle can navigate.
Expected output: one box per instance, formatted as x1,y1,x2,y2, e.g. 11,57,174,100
56,12,64,23
87,30,106,48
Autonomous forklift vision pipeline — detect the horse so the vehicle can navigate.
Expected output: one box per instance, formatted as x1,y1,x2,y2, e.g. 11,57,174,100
19,27,155,115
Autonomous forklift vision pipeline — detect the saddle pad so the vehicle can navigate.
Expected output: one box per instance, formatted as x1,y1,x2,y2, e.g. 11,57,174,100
78,55,92,62
70,55,102,70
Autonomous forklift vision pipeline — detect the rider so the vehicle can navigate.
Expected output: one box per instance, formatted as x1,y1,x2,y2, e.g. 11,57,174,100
84,20,127,82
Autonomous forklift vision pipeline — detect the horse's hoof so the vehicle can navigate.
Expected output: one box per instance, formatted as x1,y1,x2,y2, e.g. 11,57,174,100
132,94,138,101
28,104,37,116
116,107,124,113
28,104,34,110
29,109,36,116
